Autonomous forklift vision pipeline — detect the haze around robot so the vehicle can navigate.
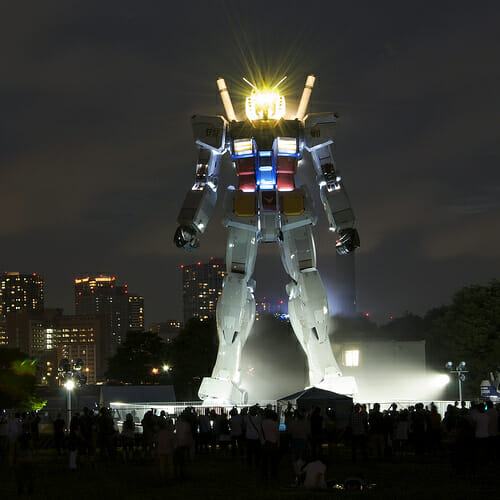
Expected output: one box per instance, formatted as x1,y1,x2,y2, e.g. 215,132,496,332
175,75,360,405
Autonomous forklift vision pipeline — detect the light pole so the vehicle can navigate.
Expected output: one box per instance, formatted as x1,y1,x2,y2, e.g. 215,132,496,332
445,361,468,402
58,358,87,427
64,378,75,425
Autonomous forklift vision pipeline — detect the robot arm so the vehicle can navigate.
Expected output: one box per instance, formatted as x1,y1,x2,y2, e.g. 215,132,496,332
175,115,227,251
304,113,360,255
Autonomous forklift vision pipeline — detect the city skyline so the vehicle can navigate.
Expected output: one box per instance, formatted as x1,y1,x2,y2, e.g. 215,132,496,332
1,3,499,325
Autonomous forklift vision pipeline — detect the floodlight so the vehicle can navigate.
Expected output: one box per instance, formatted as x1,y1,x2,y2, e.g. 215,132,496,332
431,374,451,388
445,361,454,371
64,379,75,391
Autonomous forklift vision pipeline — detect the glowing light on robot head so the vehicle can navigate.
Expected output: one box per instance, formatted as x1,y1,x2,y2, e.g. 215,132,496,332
244,76,287,121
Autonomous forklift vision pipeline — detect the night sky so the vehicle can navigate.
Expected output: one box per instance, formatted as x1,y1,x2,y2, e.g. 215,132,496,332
2,1,499,325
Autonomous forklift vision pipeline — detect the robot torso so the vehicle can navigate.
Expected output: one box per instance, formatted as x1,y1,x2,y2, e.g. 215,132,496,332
227,118,313,242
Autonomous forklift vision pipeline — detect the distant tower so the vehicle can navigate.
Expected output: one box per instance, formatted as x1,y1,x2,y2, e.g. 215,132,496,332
334,253,357,316
0,272,44,318
74,275,144,354
127,295,145,331
181,258,225,323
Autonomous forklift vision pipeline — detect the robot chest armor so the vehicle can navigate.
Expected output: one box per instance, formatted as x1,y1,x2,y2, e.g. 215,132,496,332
235,153,297,193
229,118,303,194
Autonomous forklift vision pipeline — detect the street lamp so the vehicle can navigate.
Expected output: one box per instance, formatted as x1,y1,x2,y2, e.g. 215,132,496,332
58,358,87,425
64,378,75,425
445,361,468,402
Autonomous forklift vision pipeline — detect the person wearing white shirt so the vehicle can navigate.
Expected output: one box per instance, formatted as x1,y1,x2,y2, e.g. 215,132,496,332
302,457,327,489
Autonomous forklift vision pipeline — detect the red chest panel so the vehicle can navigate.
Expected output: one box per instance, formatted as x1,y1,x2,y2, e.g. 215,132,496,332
276,156,297,192
235,158,256,192
235,156,297,192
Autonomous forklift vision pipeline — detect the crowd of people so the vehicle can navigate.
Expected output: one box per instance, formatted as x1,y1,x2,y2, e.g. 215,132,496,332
1,399,499,493
344,401,500,471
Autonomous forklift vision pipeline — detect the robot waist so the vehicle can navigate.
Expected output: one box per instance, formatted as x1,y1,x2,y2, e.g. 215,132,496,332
233,190,305,217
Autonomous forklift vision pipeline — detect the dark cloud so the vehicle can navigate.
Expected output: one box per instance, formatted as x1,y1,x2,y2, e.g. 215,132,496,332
1,1,499,324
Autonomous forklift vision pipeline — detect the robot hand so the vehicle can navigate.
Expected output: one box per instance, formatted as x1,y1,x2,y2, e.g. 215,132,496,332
174,225,200,251
335,228,360,255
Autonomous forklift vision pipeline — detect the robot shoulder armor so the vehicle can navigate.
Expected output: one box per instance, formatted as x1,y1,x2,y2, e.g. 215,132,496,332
304,112,337,149
191,115,227,151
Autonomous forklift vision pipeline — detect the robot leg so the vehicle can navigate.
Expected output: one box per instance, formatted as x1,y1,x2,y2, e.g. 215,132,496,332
198,226,257,405
281,225,357,395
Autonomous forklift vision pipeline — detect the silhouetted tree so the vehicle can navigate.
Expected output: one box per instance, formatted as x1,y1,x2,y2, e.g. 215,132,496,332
0,348,45,410
424,280,500,398
168,318,218,400
106,331,169,384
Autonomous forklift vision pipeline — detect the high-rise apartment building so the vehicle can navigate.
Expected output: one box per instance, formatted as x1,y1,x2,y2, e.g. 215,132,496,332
0,320,7,345
182,258,225,323
74,275,144,356
128,295,145,330
55,315,106,384
6,309,106,384
0,272,44,318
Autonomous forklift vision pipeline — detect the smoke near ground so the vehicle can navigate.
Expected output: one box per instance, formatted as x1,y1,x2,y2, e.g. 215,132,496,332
237,315,450,404
239,315,307,402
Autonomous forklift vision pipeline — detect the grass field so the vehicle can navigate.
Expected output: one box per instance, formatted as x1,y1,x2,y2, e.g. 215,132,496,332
1,444,498,499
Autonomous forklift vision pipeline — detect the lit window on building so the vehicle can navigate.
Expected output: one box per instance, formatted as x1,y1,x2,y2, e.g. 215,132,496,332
344,349,360,367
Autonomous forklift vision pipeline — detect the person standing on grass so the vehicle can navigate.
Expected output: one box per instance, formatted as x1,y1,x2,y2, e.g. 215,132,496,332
309,406,324,458
349,403,368,463
289,409,310,463
393,409,410,459
198,408,212,454
157,418,176,482
428,404,442,454
216,410,231,455
245,405,262,468
7,412,23,467
121,413,136,463
15,422,35,495
368,403,385,459
0,412,8,460
486,401,498,462
260,408,280,482
175,412,194,480
229,407,244,457
53,413,66,456
324,408,338,459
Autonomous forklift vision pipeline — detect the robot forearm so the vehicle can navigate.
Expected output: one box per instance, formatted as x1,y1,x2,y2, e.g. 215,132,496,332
177,183,217,234
320,177,354,229
319,177,360,255
304,113,360,254
175,115,227,251
175,184,217,250
175,187,215,251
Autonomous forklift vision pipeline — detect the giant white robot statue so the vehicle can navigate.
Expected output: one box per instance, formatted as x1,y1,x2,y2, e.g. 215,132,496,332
175,75,360,405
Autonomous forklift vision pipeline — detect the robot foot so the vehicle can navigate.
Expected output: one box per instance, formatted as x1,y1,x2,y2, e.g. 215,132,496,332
198,377,248,406
315,375,358,397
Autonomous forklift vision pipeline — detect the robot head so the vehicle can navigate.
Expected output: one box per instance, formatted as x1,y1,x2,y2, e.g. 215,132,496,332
244,77,286,121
